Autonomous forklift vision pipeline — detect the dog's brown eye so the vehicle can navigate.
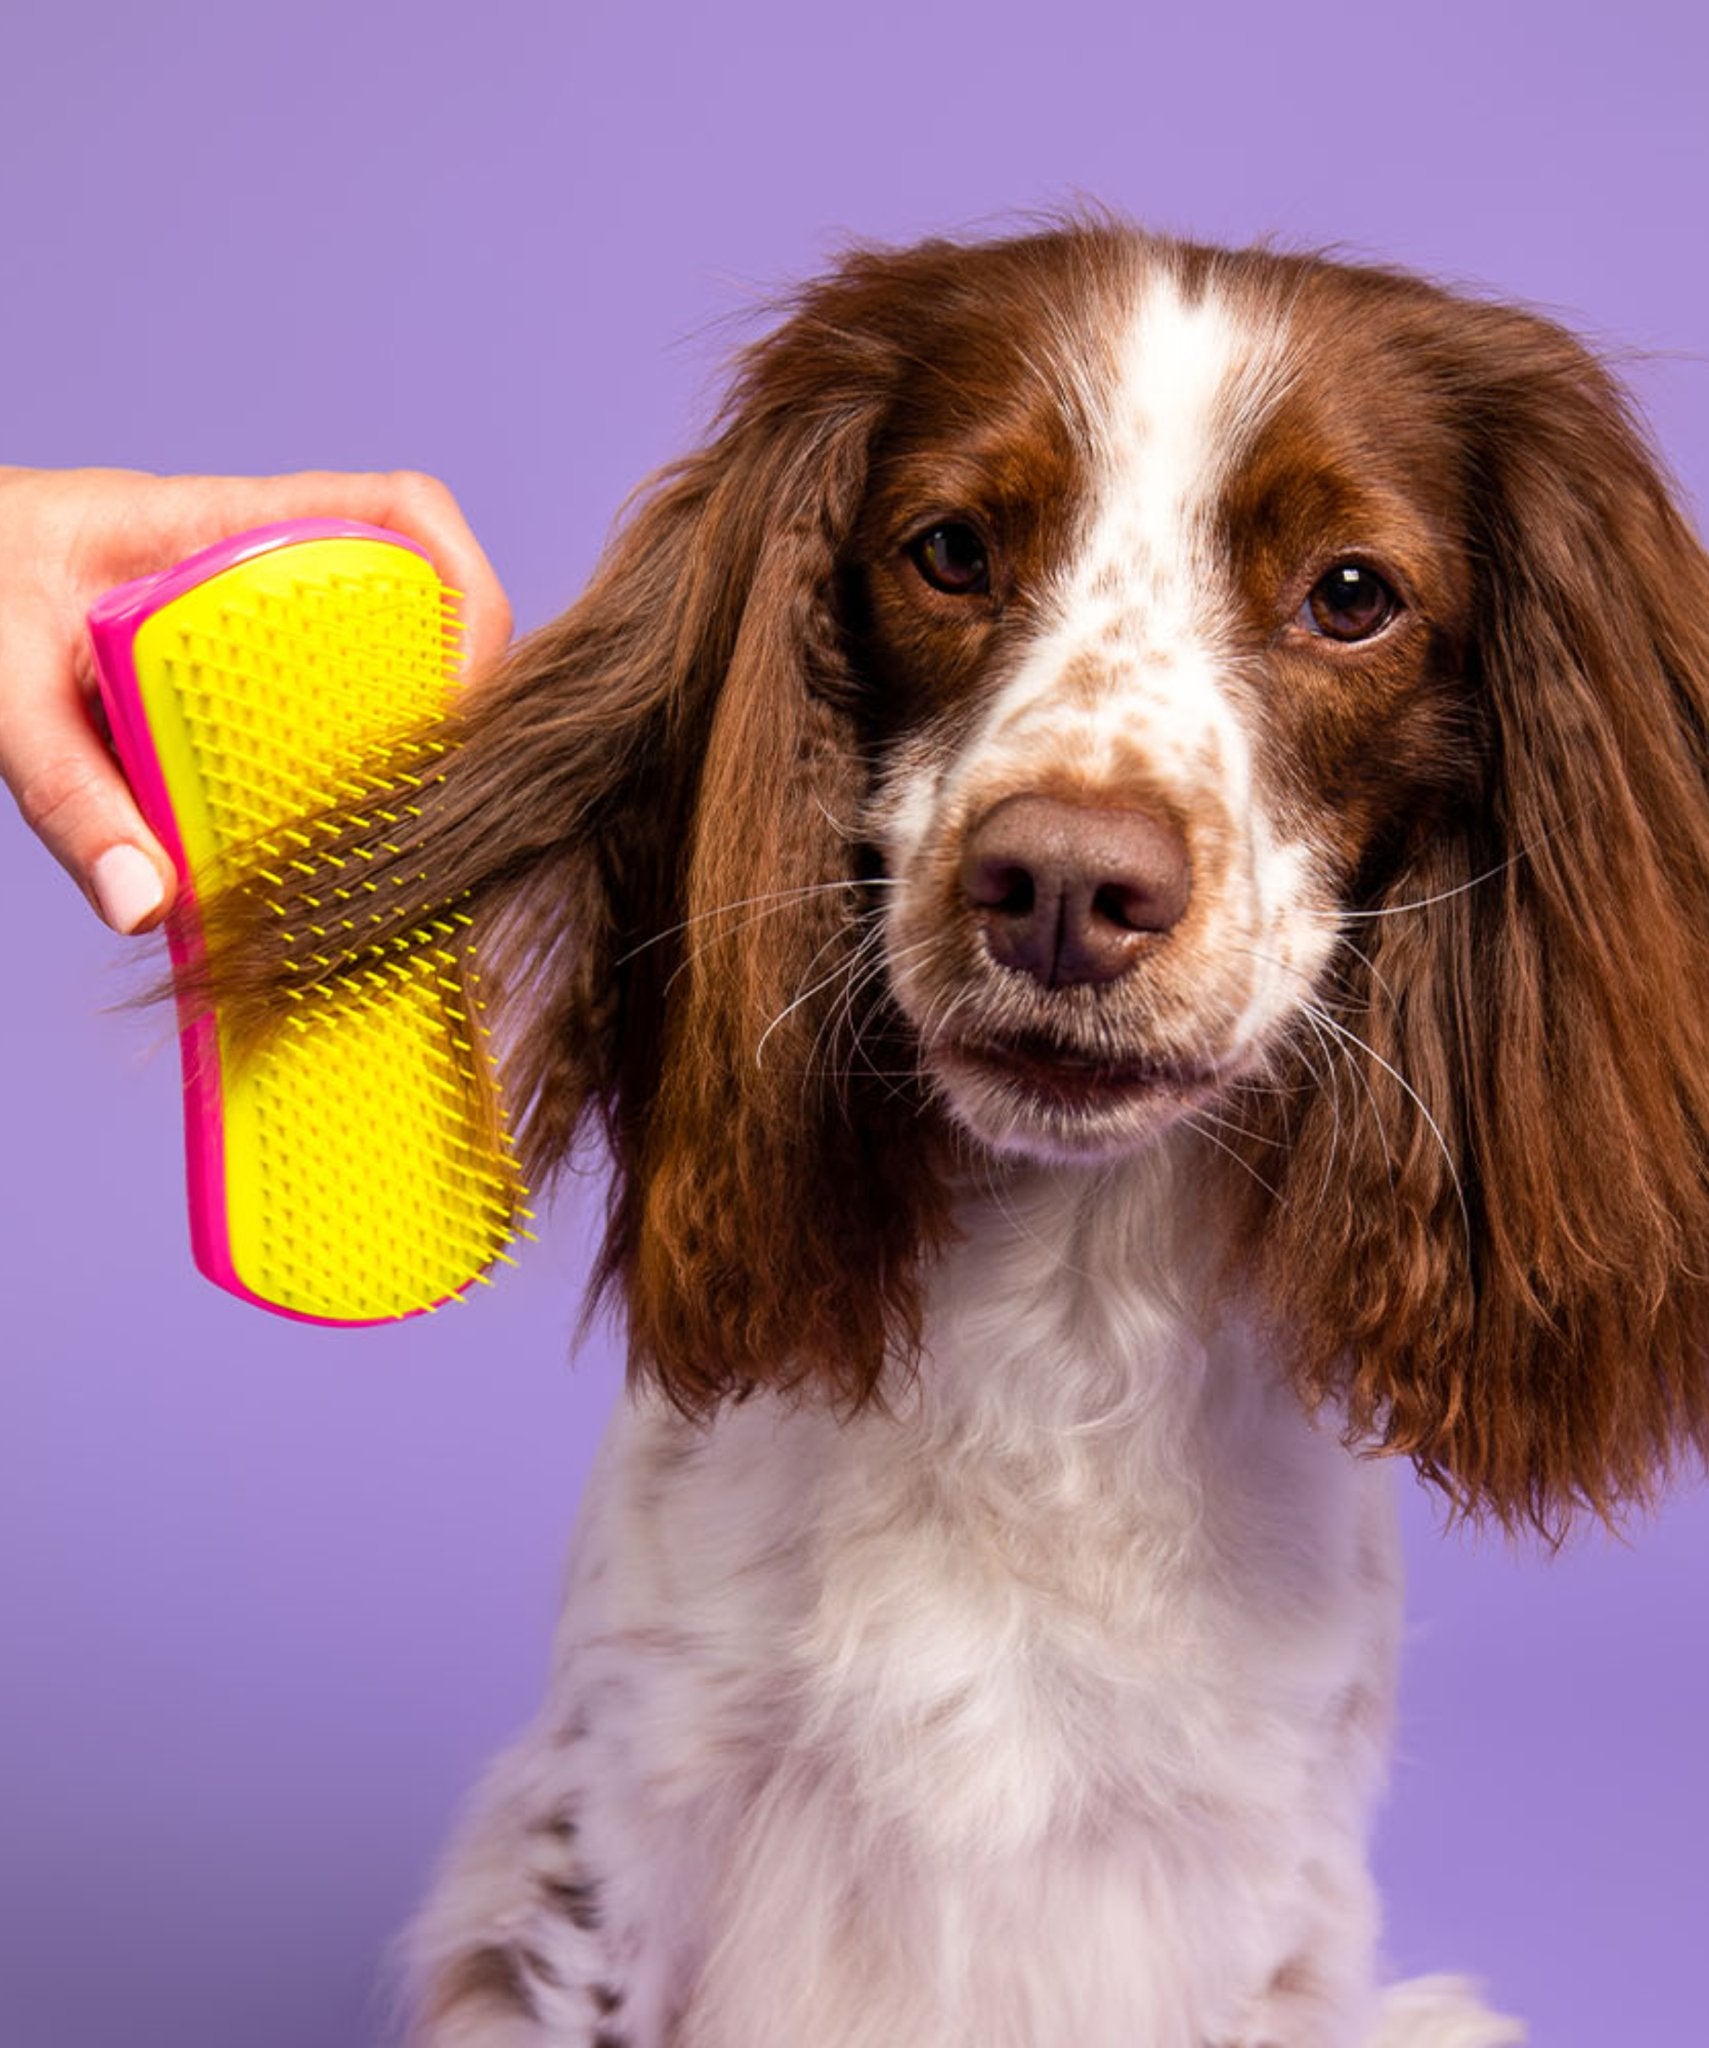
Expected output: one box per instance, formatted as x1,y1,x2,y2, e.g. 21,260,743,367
910,523,990,596
1301,563,1398,642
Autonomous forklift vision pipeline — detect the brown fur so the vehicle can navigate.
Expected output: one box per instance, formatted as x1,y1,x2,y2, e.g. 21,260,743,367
1235,268,1709,1535
196,221,1709,1533
423,1944,543,2024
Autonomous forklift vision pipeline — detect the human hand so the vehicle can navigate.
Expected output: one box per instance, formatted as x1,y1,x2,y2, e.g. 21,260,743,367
0,467,512,933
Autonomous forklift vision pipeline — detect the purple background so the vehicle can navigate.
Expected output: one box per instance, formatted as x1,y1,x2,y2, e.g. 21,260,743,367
3,4,1706,2042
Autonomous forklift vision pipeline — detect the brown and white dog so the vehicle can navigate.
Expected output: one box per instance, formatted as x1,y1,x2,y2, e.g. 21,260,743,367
224,220,1709,2045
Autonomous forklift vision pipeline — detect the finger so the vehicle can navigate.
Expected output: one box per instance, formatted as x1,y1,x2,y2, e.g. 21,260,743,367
149,470,514,687
0,605,176,932
355,471,513,684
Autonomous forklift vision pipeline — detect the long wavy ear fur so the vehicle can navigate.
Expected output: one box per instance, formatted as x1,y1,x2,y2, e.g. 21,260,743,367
1264,298,1709,1534
206,266,947,1413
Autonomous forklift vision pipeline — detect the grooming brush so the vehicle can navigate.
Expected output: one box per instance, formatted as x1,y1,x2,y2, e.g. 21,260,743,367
89,519,531,1324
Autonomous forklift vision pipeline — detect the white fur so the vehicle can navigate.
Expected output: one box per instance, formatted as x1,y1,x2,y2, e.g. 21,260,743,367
408,1164,1521,2045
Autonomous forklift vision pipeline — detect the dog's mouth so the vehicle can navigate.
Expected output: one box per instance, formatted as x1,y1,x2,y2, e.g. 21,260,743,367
935,1031,1220,1117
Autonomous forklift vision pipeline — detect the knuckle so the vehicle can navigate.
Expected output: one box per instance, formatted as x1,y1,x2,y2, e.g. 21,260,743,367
391,467,453,510
13,754,104,844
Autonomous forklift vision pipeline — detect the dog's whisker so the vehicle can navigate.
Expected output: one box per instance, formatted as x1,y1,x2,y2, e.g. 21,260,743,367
1333,838,1553,923
617,877,899,970
1296,1003,1351,1227
809,925,905,1108
1184,1112,1282,1201
757,921,884,1070
1302,999,1473,1255
1187,1101,1284,1151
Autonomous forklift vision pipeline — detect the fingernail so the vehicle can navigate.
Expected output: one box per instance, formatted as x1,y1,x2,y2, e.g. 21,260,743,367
92,844,166,933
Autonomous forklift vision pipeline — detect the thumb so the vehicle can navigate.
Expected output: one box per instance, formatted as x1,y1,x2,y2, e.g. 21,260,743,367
0,604,176,932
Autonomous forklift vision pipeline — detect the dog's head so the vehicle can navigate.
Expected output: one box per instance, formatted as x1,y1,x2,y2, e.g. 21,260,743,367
240,222,1709,1530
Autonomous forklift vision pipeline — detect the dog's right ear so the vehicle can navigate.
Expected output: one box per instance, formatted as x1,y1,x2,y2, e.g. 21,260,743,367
417,378,895,1161
419,442,780,1185
449,310,959,1413
208,257,958,1409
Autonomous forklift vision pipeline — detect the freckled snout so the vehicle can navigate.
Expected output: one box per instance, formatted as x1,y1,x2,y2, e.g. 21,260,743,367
960,793,1191,988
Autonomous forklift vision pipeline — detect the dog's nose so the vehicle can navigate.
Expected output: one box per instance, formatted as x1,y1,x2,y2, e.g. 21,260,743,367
960,794,1190,988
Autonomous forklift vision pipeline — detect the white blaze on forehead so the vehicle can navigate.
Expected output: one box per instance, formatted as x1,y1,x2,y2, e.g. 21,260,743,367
1085,266,1275,632
972,261,1289,799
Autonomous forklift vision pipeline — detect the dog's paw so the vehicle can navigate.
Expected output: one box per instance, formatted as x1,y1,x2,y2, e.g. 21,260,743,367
1368,1974,1526,2048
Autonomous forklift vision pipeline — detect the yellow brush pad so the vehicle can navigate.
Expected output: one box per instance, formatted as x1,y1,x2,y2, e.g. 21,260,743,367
133,536,528,1322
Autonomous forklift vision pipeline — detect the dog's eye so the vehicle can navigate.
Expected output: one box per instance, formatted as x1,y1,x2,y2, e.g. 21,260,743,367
909,523,991,596
1300,564,1399,642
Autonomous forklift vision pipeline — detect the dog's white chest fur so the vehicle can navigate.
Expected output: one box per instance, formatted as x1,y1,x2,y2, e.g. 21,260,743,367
414,1163,1431,2048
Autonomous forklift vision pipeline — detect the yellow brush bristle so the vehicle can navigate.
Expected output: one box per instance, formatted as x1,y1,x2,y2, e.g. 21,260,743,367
134,537,531,1322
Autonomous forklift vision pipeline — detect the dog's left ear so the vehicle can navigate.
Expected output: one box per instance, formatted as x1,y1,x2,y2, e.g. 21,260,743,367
1274,303,1709,1533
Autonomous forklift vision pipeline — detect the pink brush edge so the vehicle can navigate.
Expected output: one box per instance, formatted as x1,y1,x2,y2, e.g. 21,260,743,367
88,518,471,1328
